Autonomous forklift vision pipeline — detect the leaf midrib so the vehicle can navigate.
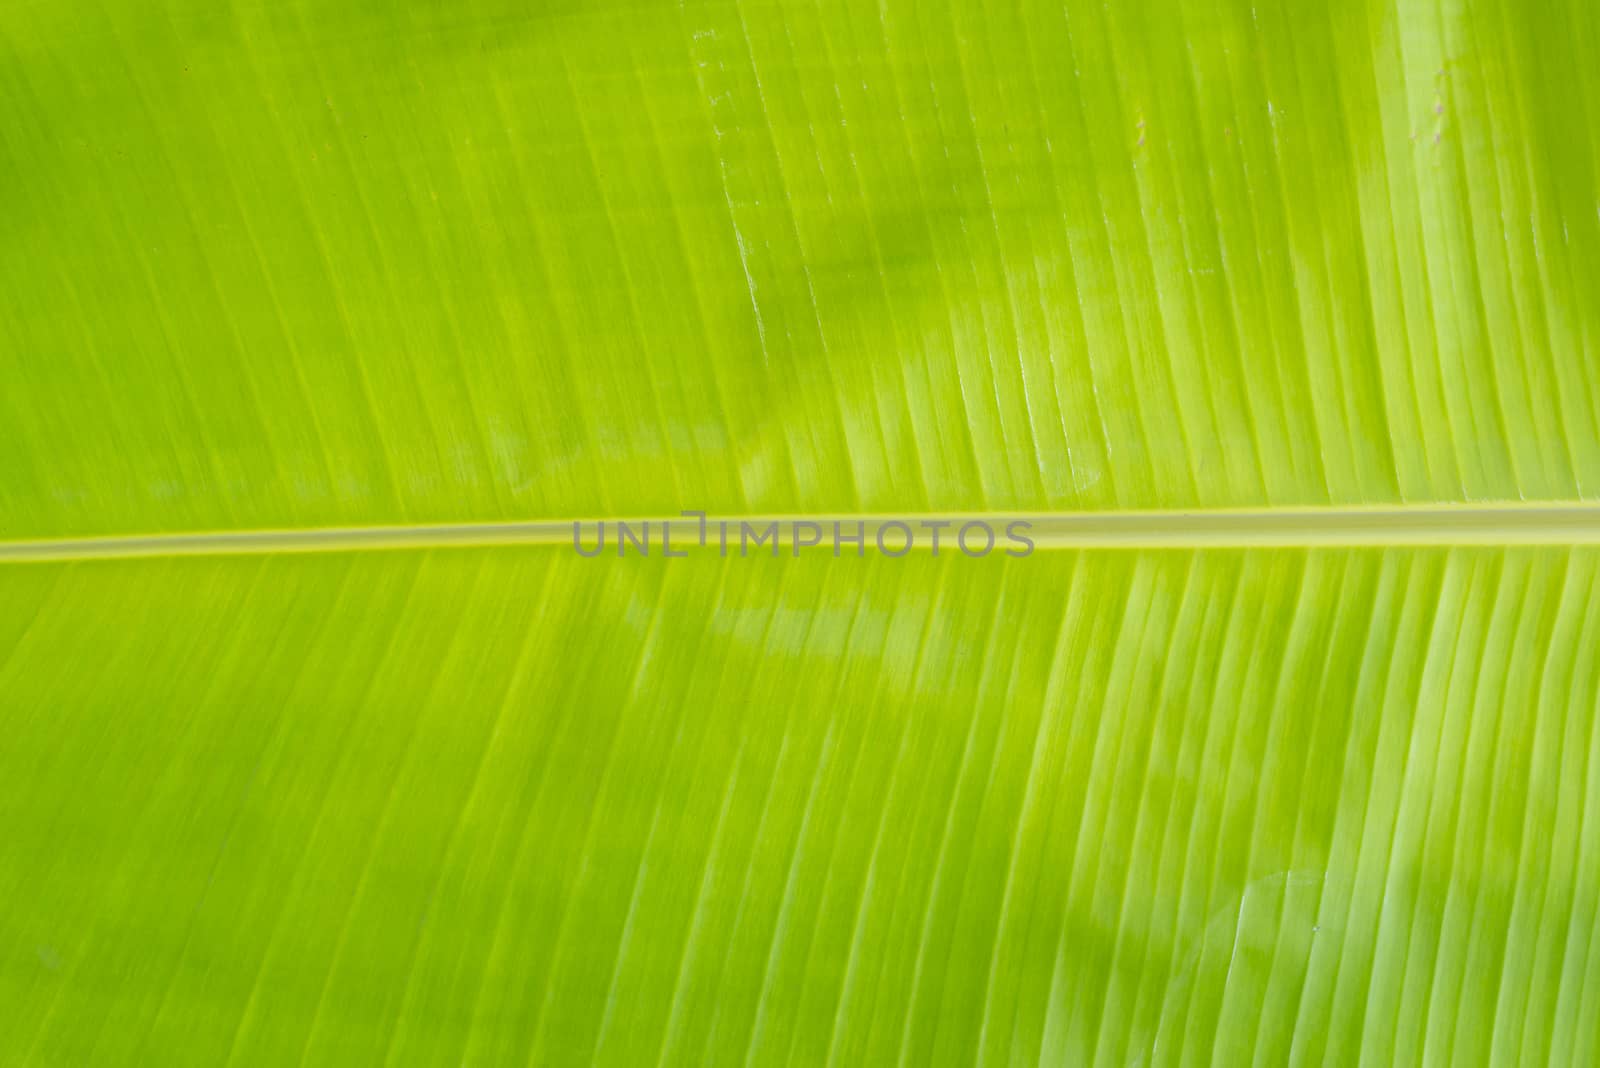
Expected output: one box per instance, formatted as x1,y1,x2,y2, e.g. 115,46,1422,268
5,502,1600,564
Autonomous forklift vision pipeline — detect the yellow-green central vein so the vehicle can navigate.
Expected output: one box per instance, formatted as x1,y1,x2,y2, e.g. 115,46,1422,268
6,502,1600,563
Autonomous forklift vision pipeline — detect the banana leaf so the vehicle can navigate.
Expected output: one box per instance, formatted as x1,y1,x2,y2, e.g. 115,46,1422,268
3,0,1599,1062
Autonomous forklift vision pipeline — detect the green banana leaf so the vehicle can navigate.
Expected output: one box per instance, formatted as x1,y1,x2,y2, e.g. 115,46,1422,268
4,0,1600,1063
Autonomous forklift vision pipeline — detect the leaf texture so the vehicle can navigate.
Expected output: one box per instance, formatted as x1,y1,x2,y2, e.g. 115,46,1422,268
3,0,1599,536
3,549,1600,1064
5,0,1600,1064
